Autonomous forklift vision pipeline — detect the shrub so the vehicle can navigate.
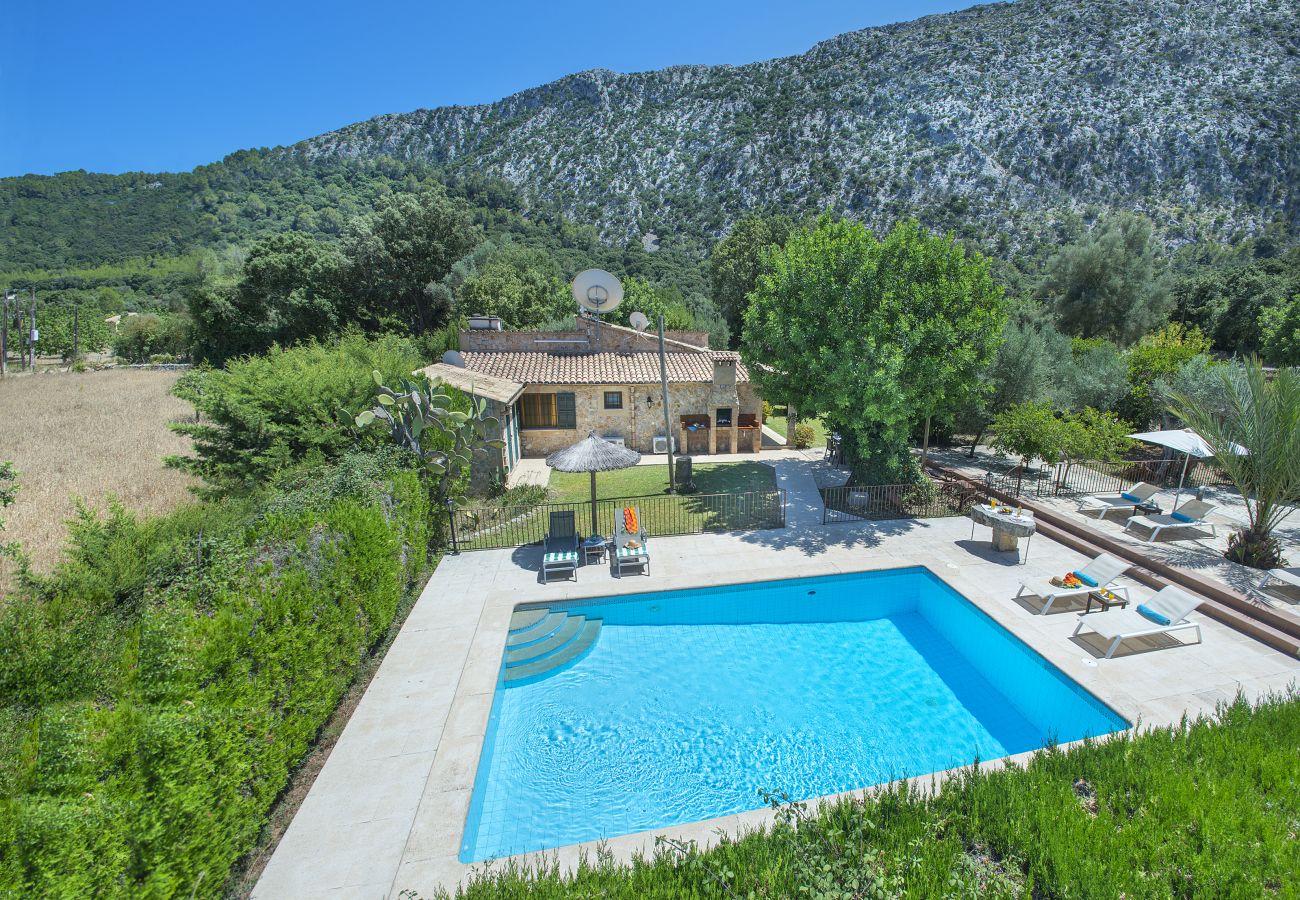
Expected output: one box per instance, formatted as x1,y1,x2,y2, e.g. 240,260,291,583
791,421,815,449
168,332,424,495
0,452,431,897
762,399,775,420
112,313,192,362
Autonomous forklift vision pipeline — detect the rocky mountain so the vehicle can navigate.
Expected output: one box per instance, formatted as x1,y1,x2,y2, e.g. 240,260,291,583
294,0,1299,249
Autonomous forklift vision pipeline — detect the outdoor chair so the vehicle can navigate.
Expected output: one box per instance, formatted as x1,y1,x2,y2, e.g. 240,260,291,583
1072,584,1203,659
1123,499,1217,542
1076,482,1160,520
541,510,580,582
1257,567,1300,599
612,505,650,578
1013,552,1131,615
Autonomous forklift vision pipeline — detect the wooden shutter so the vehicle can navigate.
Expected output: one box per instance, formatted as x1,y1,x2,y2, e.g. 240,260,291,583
556,392,576,429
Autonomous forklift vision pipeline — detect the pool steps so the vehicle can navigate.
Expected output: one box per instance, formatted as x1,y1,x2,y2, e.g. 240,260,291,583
504,608,602,685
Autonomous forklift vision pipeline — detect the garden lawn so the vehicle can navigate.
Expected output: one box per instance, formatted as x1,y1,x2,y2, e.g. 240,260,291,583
547,461,775,502
766,411,829,447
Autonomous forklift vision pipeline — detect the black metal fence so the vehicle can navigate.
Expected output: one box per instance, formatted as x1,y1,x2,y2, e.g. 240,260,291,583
450,489,787,551
982,457,1233,501
821,477,986,524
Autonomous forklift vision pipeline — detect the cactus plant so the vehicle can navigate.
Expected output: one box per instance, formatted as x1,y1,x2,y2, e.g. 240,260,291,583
356,371,504,507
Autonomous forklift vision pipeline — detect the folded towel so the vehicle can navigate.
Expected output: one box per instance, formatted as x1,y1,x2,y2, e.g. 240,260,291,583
1120,491,1140,502
1073,571,1099,587
1170,511,1195,523
1137,604,1171,626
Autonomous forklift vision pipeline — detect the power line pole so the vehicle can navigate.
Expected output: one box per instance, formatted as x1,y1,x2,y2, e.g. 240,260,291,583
0,289,11,377
28,288,37,373
73,304,80,362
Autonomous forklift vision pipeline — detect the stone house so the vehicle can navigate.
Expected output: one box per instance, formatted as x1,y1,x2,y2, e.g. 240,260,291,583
418,315,764,485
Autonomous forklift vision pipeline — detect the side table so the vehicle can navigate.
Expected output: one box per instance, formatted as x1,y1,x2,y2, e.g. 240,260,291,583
582,535,608,565
1084,589,1130,614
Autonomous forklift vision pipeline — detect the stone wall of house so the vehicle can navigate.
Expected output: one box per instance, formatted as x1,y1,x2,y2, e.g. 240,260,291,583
517,381,763,458
460,317,709,353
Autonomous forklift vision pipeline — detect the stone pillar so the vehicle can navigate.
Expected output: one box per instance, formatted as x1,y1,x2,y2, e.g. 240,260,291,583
708,420,717,455
730,423,738,457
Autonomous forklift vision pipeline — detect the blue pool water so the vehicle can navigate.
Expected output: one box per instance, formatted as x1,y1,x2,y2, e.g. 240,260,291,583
461,567,1127,862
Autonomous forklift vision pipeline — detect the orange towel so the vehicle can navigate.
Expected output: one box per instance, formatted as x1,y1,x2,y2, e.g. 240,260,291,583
623,507,639,535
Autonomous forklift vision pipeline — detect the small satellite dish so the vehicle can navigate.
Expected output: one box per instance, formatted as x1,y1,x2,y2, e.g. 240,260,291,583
441,350,466,368
629,311,650,332
572,269,624,315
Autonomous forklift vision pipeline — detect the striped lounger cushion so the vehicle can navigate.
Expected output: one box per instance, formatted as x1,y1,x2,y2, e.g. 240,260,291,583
544,551,577,564
616,546,647,558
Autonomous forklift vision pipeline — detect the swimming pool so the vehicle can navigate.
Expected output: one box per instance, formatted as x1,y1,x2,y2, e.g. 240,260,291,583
461,567,1127,862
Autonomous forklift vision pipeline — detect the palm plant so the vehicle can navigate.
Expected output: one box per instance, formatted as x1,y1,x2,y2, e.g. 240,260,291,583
1167,359,1300,569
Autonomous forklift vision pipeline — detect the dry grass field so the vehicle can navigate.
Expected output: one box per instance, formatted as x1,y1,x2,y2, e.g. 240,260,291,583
0,369,196,576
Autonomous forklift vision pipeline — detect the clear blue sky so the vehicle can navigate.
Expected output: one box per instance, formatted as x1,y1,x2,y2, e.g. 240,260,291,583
3,0,979,178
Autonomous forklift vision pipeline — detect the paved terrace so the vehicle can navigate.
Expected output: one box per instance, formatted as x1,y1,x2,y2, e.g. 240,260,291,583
255,457,1300,899
927,447,1300,624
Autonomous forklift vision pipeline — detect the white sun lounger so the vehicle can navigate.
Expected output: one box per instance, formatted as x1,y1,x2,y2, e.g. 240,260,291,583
1076,482,1159,520
1123,499,1217,542
1072,584,1203,658
1014,552,1131,615
1258,567,1300,597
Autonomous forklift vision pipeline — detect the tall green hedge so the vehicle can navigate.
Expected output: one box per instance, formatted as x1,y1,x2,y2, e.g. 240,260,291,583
0,451,432,897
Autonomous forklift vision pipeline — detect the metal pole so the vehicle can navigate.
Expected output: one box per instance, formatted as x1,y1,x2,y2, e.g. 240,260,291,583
657,315,675,492
0,290,8,377
73,305,79,361
29,289,36,373
1172,452,1191,510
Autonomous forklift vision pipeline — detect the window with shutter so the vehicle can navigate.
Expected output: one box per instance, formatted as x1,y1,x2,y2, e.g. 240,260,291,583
556,392,577,429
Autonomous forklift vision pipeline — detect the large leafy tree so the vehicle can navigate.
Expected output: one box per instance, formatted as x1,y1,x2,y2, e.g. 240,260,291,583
455,244,568,328
1258,294,1300,366
1117,323,1212,428
341,189,480,334
743,217,1004,483
190,232,344,362
1172,249,1300,354
709,214,792,342
1168,359,1300,569
1041,212,1172,345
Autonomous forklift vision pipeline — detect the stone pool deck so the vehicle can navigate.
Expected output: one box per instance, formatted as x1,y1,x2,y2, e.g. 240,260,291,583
254,512,1300,899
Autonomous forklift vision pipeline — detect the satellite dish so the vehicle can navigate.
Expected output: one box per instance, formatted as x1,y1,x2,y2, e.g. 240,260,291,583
629,311,650,332
572,269,624,315
441,350,466,368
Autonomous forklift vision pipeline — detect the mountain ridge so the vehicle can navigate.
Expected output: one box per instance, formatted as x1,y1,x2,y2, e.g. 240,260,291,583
290,0,1299,248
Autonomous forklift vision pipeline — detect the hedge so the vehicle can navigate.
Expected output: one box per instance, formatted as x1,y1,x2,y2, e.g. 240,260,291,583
0,451,432,897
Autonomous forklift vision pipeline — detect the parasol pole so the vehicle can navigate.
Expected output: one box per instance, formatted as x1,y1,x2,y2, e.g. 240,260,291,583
589,469,598,535
1172,451,1191,510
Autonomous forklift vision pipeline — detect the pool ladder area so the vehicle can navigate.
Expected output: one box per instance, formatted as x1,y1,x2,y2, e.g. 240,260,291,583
504,608,602,686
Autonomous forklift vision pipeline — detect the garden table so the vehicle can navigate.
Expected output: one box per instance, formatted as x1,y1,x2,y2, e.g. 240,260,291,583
968,503,1036,564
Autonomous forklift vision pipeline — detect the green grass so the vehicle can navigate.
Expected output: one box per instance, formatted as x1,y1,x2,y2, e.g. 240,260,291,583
766,411,829,447
547,462,776,502
453,463,781,549
424,693,1300,898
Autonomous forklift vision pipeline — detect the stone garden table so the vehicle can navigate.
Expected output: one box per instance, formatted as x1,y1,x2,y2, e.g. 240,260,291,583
968,503,1036,563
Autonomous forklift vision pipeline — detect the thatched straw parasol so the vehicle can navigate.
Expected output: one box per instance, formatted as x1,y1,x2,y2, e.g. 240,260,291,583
546,431,642,535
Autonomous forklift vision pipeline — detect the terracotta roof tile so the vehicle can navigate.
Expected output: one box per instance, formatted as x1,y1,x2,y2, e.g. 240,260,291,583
459,351,749,385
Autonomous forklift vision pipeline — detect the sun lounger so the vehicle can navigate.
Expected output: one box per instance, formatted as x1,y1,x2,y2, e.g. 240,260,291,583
1257,567,1300,598
612,505,649,578
1013,552,1131,615
1072,584,1203,658
542,510,580,582
1076,482,1159,520
1123,499,1217,541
